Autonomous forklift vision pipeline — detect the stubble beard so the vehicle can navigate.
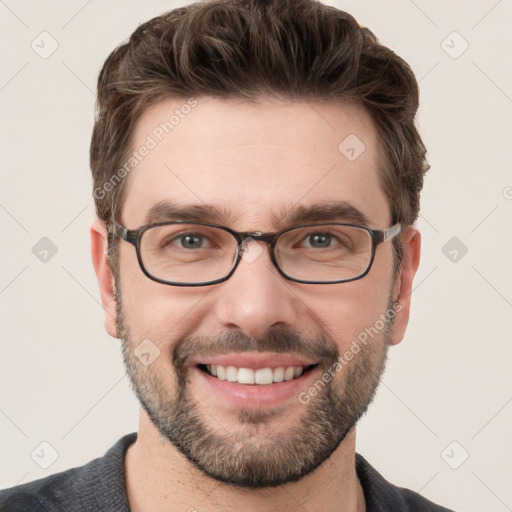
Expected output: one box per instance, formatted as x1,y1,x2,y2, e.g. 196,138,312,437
116,292,392,489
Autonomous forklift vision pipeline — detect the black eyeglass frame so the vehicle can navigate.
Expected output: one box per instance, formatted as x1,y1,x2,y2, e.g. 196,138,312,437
114,220,402,287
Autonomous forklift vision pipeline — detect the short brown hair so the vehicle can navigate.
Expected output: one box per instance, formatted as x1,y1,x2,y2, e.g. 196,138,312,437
90,0,428,276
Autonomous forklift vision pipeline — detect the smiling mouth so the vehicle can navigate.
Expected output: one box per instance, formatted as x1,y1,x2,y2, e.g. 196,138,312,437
197,363,318,385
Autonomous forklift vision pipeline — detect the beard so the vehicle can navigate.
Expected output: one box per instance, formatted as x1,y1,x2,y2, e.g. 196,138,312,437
117,292,393,489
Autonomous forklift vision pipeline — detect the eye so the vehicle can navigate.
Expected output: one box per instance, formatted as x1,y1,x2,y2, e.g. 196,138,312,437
177,234,204,249
165,232,211,249
305,232,333,248
295,229,354,252
301,231,349,249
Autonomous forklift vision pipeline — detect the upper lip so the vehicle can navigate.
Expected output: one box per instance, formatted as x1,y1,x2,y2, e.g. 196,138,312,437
191,352,318,370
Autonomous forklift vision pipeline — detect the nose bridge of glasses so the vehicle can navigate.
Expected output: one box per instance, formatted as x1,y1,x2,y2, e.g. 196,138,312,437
235,232,276,265
238,231,275,249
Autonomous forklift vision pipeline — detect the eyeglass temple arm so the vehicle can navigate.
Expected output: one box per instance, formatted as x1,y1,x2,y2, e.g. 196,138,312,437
374,222,402,245
112,222,138,245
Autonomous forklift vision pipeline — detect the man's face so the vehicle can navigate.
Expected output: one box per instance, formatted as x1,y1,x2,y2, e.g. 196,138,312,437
111,97,406,488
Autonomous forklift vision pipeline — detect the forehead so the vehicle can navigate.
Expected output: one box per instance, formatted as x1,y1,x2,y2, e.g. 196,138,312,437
121,96,390,229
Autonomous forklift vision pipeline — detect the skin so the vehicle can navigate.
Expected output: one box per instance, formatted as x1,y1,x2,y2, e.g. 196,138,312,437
91,97,421,512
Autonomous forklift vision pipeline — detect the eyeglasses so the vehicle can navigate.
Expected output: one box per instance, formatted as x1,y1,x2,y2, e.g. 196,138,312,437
114,220,402,286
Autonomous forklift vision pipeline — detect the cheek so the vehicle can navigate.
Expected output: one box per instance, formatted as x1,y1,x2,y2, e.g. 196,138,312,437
117,253,213,349
296,268,393,347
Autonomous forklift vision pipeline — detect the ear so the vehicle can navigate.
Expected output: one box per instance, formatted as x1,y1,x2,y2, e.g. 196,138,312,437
389,226,421,346
90,218,119,339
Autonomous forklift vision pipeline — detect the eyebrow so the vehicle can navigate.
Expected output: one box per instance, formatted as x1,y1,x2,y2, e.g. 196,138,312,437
144,201,240,225
144,200,371,229
273,202,371,228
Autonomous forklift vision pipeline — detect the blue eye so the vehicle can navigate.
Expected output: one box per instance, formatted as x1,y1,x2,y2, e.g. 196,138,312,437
307,233,332,248
176,234,205,249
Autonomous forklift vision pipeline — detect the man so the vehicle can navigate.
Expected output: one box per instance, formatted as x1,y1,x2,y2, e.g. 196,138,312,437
0,0,454,510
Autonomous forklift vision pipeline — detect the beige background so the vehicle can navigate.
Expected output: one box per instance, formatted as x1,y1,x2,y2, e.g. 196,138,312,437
1,1,511,510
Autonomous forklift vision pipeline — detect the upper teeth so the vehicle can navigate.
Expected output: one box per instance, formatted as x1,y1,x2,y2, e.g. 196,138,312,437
206,365,305,385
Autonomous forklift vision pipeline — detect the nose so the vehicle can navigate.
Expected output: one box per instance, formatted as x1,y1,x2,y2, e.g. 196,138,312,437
213,240,300,339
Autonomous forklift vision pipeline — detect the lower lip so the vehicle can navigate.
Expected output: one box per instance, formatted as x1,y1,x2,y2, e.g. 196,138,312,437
193,365,320,408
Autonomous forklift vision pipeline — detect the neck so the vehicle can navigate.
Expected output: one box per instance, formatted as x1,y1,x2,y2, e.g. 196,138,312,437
124,410,365,512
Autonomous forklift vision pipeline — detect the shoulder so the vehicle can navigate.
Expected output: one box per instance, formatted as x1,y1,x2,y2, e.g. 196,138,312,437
355,453,456,512
0,433,137,512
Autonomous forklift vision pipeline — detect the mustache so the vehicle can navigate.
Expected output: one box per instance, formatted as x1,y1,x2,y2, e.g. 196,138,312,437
173,326,340,371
